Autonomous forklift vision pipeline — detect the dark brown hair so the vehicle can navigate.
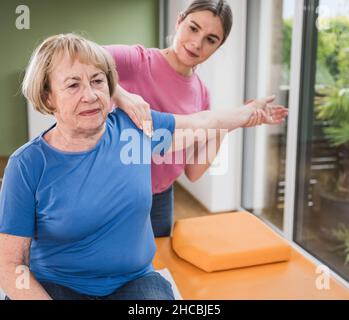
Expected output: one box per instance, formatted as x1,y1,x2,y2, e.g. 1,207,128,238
179,0,233,45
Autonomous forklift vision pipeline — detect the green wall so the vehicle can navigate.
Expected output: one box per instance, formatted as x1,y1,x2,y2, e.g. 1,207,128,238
0,0,159,155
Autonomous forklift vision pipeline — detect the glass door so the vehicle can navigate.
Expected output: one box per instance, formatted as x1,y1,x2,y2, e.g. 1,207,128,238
294,0,349,282
242,0,295,230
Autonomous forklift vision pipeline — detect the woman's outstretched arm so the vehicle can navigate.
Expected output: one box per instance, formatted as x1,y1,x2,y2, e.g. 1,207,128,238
182,97,288,181
171,96,288,153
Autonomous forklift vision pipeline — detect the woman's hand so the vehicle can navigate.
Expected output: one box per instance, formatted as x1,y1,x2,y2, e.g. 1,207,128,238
113,86,153,137
243,95,288,127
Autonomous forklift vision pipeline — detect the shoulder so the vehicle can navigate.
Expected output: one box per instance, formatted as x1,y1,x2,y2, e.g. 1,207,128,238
107,108,139,130
103,44,153,76
104,44,151,61
5,138,46,188
131,45,154,65
10,136,45,166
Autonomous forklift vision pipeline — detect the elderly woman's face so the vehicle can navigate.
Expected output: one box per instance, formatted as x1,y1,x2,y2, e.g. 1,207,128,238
47,55,111,133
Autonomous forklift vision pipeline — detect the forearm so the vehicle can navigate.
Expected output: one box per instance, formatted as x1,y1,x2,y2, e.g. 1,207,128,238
172,106,247,152
112,84,129,106
174,106,249,132
0,264,52,300
185,130,227,182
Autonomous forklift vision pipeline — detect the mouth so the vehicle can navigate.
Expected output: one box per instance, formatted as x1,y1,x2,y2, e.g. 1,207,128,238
184,47,199,58
78,108,101,117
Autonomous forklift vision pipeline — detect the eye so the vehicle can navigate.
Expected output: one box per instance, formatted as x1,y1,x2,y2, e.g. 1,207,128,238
92,79,105,86
68,83,78,89
207,37,217,45
190,25,198,32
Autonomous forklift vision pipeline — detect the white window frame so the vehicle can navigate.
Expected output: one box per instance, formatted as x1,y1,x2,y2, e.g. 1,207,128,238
283,0,305,240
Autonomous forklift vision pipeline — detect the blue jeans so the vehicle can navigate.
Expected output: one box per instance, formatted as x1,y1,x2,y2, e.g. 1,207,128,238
150,185,174,237
5,272,174,300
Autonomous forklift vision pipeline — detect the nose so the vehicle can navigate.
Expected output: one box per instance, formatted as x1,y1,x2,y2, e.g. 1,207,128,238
81,83,98,103
191,35,203,52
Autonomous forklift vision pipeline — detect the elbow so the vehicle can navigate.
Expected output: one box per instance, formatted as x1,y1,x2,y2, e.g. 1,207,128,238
184,168,201,183
187,175,199,183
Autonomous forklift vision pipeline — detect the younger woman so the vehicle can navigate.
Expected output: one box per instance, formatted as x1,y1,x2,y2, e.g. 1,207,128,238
105,0,273,237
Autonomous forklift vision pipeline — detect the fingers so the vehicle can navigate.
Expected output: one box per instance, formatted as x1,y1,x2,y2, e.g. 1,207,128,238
128,110,142,129
244,109,267,127
243,111,256,127
118,92,153,136
243,96,288,128
263,95,276,104
257,109,267,125
269,105,288,116
268,105,288,113
244,99,255,105
244,107,288,127
129,104,153,137
252,95,276,109
139,104,153,137
142,120,153,137
264,105,288,124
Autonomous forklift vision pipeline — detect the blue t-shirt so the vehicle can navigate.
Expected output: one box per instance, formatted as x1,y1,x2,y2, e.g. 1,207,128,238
0,109,175,296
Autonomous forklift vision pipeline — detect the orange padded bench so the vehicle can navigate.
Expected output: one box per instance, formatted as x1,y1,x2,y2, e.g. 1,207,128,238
153,212,349,300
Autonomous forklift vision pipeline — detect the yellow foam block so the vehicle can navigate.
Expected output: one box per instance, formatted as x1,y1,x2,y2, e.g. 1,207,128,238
172,212,291,272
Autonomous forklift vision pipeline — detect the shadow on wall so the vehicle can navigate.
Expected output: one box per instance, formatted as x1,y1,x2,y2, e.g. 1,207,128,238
0,156,9,188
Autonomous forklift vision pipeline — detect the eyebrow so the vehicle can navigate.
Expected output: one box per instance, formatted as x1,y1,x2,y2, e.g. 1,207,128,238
63,72,104,83
190,20,221,41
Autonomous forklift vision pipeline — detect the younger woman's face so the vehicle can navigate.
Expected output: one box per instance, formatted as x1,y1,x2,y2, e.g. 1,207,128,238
173,10,225,67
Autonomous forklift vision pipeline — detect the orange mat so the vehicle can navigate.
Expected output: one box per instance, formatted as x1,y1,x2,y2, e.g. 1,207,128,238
172,212,291,272
153,217,349,300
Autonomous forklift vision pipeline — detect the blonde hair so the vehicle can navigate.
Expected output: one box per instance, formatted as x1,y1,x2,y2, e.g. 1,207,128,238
22,33,118,115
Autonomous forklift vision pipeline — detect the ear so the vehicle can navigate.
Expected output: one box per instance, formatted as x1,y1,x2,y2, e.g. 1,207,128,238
45,91,56,113
46,91,52,108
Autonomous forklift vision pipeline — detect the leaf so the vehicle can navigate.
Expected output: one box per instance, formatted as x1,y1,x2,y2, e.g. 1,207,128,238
324,123,349,146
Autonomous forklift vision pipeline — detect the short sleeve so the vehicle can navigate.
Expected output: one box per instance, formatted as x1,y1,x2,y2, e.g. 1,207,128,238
103,44,146,80
151,110,176,155
0,157,36,237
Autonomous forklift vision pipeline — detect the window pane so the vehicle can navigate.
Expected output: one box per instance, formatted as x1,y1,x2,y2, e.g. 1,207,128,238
295,0,349,281
242,0,294,230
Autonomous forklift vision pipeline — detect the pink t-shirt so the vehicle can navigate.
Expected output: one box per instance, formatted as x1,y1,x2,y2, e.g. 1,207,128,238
105,45,210,194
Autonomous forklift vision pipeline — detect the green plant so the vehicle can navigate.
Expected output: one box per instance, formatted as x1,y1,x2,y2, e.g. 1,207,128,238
331,223,349,264
316,86,349,194
282,19,293,85
317,87,349,145
317,17,349,87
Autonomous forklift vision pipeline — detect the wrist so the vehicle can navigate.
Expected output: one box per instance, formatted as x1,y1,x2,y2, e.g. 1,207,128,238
239,105,254,128
218,107,247,131
112,89,121,106
112,85,129,107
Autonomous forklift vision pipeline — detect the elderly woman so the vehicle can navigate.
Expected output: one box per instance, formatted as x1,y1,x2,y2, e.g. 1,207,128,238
0,34,287,300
